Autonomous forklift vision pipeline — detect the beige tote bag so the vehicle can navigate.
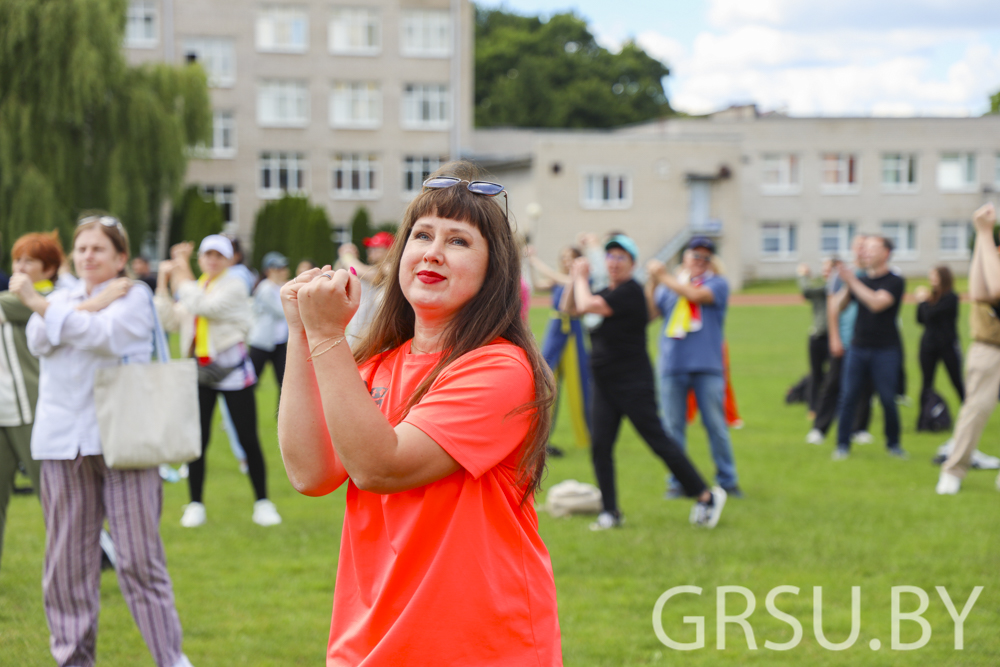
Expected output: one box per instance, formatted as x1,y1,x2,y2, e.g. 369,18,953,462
95,284,201,469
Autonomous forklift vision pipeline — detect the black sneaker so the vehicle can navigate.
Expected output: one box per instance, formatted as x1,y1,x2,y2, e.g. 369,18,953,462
887,446,909,460
722,485,743,499
546,445,565,458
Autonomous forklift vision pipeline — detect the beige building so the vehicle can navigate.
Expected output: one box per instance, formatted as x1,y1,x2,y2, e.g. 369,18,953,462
473,111,1000,288
123,0,474,255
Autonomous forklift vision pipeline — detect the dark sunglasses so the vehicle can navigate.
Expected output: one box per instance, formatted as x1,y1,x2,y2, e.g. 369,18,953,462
422,177,508,222
78,215,126,237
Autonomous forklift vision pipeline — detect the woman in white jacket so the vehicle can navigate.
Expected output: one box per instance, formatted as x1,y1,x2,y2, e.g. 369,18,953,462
156,235,281,528
15,215,194,667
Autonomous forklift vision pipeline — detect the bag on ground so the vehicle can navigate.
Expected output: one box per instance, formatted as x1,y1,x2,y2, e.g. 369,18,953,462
917,389,952,432
542,480,603,518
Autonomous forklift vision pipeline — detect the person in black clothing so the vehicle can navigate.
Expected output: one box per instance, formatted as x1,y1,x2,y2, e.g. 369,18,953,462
563,234,725,530
915,265,964,402
798,260,834,417
833,236,907,459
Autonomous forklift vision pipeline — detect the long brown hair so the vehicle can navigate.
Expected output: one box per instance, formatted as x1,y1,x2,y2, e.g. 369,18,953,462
930,265,954,304
353,161,555,503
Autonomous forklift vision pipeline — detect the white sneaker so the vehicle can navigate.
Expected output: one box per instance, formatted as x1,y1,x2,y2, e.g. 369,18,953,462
238,459,249,475
806,429,824,445
170,655,195,667
252,499,282,526
690,486,727,529
851,431,873,445
180,502,206,528
936,472,961,495
589,511,623,531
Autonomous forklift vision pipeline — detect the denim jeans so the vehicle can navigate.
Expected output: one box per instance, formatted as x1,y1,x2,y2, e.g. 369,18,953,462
660,372,738,490
836,346,902,450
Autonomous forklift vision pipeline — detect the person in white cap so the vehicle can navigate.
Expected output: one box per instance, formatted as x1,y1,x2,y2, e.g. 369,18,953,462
156,236,281,527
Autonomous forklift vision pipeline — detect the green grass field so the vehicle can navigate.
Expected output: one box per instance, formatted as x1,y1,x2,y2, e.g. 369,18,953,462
1,301,997,666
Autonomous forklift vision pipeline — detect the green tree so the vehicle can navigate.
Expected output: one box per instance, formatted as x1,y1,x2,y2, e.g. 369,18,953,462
350,207,373,263
251,196,335,272
475,8,673,128
990,90,999,114
0,0,211,259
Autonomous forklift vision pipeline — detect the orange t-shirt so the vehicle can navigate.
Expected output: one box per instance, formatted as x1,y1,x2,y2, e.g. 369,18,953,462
327,339,563,667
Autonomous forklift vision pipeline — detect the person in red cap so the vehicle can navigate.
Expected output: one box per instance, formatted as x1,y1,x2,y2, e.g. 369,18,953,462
338,231,394,345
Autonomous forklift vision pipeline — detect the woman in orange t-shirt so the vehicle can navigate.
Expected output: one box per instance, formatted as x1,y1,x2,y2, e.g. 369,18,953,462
277,161,562,666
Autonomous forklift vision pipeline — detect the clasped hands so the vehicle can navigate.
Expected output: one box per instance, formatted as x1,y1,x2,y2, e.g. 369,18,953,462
280,265,361,344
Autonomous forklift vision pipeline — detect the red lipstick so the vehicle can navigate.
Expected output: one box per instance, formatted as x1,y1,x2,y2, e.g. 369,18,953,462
417,270,445,284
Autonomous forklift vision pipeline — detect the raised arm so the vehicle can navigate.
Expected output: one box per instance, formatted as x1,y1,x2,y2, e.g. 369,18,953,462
969,203,1000,303
827,285,846,357
837,264,895,313
570,258,612,317
24,285,152,356
527,248,569,292
651,263,715,305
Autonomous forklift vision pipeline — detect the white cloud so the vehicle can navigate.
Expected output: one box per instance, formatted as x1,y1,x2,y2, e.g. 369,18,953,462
640,4,1000,117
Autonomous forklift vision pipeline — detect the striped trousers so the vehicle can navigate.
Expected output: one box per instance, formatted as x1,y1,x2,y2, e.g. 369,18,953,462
41,456,185,667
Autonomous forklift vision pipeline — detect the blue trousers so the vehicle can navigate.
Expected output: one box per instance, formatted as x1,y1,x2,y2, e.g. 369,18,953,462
836,346,902,450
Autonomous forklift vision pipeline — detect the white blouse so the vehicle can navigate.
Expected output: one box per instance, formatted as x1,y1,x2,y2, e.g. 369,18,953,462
27,279,155,461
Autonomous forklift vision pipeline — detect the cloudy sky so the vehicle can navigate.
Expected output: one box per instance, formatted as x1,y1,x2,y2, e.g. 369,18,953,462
477,0,1000,116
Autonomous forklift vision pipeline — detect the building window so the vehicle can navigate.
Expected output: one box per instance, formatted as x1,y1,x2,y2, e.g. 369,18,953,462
402,156,447,195
183,38,235,87
400,10,451,57
401,84,450,130
257,80,309,127
331,153,380,200
881,221,918,260
202,185,236,227
259,152,307,197
125,1,158,48
211,111,236,158
760,222,797,259
329,8,380,55
581,172,631,210
937,152,977,191
821,153,859,193
939,221,972,258
881,153,918,192
256,6,308,53
329,82,381,128
820,221,856,256
760,154,800,194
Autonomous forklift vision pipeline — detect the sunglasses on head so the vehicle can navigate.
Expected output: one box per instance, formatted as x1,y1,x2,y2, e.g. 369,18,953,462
78,215,126,236
422,176,508,222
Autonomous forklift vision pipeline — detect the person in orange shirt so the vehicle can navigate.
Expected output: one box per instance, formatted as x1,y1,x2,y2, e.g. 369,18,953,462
277,161,562,666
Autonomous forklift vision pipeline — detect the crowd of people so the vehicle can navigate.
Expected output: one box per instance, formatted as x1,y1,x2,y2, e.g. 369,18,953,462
794,204,1000,491
1,157,997,664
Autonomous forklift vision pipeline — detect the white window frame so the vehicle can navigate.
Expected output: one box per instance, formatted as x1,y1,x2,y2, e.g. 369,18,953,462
939,221,972,259
581,171,632,210
821,153,860,194
881,153,918,193
400,10,452,58
820,221,857,256
760,154,800,195
880,221,918,261
331,153,381,200
329,82,381,129
257,80,309,128
201,185,236,228
125,1,158,48
211,110,236,159
760,222,798,260
402,156,447,197
258,152,308,198
937,152,978,192
182,37,236,88
328,7,380,55
256,6,309,53
401,84,450,130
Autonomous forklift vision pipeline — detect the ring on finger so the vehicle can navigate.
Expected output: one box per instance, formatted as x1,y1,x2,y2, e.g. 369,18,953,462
321,273,333,280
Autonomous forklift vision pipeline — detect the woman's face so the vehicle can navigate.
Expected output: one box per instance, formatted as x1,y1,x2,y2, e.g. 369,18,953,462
399,215,489,323
295,260,315,276
605,248,634,285
13,255,53,284
198,250,229,278
929,269,940,289
73,228,126,287
267,266,289,283
559,248,576,273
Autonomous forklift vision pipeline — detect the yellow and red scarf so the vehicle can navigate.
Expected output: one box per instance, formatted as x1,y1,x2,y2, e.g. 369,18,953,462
665,272,711,339
193,271,225,363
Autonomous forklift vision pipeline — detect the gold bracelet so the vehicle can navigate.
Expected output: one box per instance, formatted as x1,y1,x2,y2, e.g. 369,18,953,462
308,335,340,355
307,337,345,362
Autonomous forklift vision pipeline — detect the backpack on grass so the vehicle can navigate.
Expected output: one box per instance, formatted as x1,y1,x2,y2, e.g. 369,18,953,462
917,389,952,432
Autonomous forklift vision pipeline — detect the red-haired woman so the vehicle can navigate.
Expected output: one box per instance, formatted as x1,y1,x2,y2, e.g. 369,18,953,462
278,162,562,665
15,215,193,667
0,232,63,568
915,265,964,404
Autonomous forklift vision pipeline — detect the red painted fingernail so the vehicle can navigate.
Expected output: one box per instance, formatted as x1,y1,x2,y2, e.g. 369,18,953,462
349,267,357,276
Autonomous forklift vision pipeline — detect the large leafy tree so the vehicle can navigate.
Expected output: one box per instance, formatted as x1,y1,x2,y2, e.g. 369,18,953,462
475,8,673,128
251,196,335,272
990,90,999,114
0,0,210,261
